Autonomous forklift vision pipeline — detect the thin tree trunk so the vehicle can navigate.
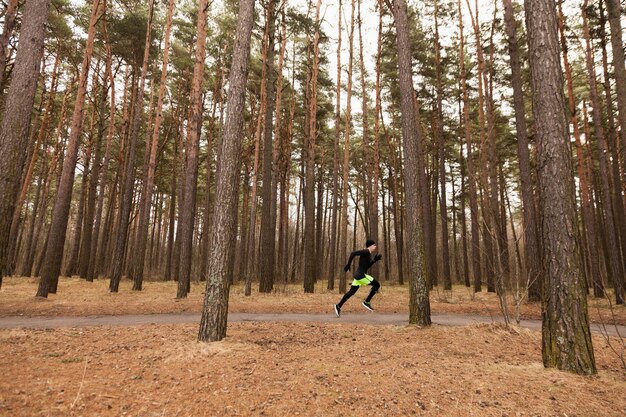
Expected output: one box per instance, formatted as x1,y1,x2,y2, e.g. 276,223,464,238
434,0,451,290
259,0,278,293
327,0,342,290
133,0,176,290
303,0,322,294
458,0,482,292
599,0,626,280
339,0,356,294
198,0,255,342
605,0,626,179
176,0,209,298
581,2,624,304
358,0,378,276
503,0,541,301
110,0,155,292
37,0,102,295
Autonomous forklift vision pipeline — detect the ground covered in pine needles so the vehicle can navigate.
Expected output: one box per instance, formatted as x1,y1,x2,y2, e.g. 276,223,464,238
1,277,625,326
1,278,625,416
0,320,624,416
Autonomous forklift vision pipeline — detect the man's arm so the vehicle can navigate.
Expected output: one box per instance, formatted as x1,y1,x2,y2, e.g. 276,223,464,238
369,254,383,267
344,249,369,271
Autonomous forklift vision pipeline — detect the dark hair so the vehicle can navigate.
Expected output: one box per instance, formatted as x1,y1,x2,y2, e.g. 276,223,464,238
366,239,376,248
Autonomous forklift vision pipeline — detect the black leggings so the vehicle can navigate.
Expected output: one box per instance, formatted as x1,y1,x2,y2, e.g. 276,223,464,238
337,279,380,308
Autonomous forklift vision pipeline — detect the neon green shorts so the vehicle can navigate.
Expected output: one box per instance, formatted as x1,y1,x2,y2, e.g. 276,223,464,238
351,274,374,287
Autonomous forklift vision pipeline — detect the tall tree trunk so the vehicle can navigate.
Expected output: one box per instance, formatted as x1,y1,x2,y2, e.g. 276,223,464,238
433,0,451,290
198,0,255,343
259,0,277,293
110,0,155,293
0,0,18,92
458,0,482,292
176,0,209,298
358,0,378,277
7,51,60,276
303,0,322,294
132,0,176,290
503,0,541,302
599,0,626,281
87,28,116,282
391,0,431,326
79,61,107,279
605,0,626,178
0,0,49,287
339,0,355,294
36,0,101,296
327,0,342,291
581,2,624,304
524,0,596,375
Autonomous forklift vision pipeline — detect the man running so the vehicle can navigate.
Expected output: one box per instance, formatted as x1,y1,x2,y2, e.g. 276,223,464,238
334,239,382,317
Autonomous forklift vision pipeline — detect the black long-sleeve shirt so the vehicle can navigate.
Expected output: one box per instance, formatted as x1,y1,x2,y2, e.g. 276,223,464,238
345,249,379,279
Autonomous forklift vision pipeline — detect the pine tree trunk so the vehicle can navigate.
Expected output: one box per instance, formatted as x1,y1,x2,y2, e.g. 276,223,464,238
392,0,431,326
79,62,107,279
358,0,378,278
434,0,451,290
198,0,255,343
599,0,626,281
110,0,155,293
0,0,18,92
259,0,278,293
133,0,176,290
303,0,322,294
87,31,116,282
503,0,541,301
606,0,626,180
327,0,342,291
244,96,264,295
176,0,208,298
36,0,101,296
581,2,624,304
524,0,596,375
339,0,355,294
458,0,482,292
0,0,50,287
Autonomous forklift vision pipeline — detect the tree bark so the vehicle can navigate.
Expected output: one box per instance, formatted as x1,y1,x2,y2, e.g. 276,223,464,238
458,0,482,293
133,0,176,290
327,0,342,290
503,0,541,302
433,0,451,290
339,0,355,294
176,0,209,298
36,0,101,296
110,0,155,292
581,1,624,304
605,0,626,180
524,0,596,375
198,0,255,342
303,0,322,294
0,0,18,92
391,0,431,326
259,0,278,293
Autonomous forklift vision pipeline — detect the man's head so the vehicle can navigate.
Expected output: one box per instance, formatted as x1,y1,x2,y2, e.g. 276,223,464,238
366,239,377,252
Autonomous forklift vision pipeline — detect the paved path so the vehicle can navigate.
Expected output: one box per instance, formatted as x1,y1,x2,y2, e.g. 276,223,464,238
0,312,623,337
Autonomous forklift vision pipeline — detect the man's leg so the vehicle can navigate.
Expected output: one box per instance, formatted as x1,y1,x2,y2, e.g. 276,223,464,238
337,285,360,308
365,279,380,302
